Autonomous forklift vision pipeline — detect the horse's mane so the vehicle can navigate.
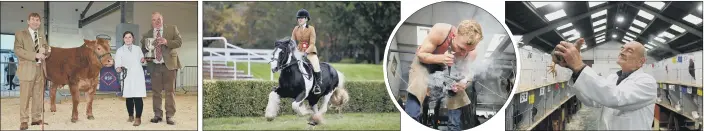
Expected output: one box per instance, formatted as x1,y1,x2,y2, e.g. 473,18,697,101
277,37,295,46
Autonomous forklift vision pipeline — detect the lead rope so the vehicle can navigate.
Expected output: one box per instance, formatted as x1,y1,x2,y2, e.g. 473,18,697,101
42,48,49,130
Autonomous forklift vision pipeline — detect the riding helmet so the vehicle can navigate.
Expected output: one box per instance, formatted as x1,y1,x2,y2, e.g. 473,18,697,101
296,9,310,20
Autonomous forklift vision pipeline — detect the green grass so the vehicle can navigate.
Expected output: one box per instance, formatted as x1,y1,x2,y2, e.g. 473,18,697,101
231,62,281,80
231,62,383,81
203,113,400,130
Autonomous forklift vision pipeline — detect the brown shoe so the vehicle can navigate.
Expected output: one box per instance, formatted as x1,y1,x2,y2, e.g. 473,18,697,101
133,118,141,126
30,120,48,125
166,117,175,125
128,116,134,122
149,117,162,123
20,122,28,130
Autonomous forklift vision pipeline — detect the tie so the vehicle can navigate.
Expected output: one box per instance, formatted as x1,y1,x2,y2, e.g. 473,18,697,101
34,31,38,53
155,29,162,61
34,31,39,62
128,45,132,52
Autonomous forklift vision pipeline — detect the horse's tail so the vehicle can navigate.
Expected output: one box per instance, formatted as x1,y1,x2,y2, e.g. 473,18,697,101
331,71,349,109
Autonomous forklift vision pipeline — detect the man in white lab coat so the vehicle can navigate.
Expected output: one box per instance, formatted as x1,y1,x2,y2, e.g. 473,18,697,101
552,38,657,130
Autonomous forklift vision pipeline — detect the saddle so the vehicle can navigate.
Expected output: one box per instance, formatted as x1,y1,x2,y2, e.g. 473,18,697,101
297,60,314,81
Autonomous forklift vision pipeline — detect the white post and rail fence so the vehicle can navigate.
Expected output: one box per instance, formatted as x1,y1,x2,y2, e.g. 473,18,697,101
202,37,274,81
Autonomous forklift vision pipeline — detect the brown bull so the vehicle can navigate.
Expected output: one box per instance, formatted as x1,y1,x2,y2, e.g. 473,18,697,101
43,38,114,123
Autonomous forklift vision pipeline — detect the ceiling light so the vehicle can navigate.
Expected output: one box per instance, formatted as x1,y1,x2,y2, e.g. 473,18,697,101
645,44,654,49
622,39,629,43
545,9,567,21
562,29,579,37
647,42,658,47
596,32,606,37
531,2,551,8
557,23,573,31
593,19,607,27
644,2,665,10
581,45,588,49
629,26,642,33
596,36,605,41
553,2,563,8
597,38,606,42
632,19,647,27
596,38,605,42
568,36,579,41
624,35,633,39
637,10,655,20
669,25,685,33
654,37,666,43
658,31,675,39
617,16,624,22
532,2,562,8
624,37,633,41
592,10,608,18
589,2,606,8
612,34,618,38
594,25,606,32
626,32,636,38
683,14,703,25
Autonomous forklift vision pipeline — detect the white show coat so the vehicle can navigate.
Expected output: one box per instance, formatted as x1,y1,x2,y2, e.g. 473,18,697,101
114,44,147,98
570,66,657,130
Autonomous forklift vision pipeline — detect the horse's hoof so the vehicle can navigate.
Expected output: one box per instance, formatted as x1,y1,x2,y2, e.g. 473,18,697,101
307,121,318,126
50,108,56,112
87,116,95,120
71,119,78,123
309,113,324,125
266,117,274,121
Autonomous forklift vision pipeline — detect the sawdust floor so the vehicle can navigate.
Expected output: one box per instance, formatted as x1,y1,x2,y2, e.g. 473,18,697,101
0,93,197,130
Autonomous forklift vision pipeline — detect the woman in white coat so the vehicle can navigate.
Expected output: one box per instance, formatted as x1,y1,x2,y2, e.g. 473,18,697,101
115,31,147,126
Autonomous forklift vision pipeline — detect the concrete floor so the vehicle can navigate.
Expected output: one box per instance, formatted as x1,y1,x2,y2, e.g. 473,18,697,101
566,103,600,130
0,84,21,98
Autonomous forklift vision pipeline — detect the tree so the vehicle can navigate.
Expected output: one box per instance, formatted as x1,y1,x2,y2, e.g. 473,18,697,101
203,2,400,64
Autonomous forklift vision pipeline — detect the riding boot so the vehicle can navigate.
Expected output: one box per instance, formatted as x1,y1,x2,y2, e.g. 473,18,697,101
307,53,323,95
313,72,322,95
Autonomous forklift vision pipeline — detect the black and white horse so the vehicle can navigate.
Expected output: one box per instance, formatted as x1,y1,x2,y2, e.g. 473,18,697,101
265,37,347,124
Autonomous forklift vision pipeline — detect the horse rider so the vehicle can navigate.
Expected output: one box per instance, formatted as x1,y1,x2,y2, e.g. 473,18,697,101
291,9,323,95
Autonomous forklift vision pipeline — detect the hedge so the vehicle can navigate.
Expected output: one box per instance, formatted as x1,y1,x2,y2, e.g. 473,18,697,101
203,80,396,118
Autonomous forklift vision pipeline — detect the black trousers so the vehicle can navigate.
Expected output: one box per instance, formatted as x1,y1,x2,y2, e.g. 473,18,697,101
6,75,15,89
126,97,144,118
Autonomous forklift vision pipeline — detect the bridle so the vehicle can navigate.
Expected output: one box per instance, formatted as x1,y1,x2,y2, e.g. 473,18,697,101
270,40,299,73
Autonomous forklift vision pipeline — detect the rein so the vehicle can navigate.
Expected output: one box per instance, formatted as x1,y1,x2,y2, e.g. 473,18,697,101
270,45,300,73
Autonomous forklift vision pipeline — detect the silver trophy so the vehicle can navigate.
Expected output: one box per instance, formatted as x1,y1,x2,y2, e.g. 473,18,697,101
144,38,156,61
